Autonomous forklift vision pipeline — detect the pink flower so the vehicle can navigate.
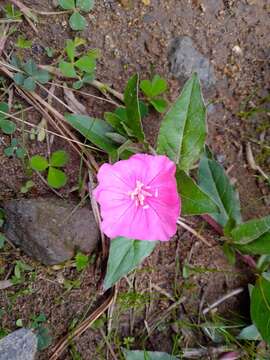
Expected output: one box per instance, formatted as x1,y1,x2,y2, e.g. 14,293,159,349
93,154,180,241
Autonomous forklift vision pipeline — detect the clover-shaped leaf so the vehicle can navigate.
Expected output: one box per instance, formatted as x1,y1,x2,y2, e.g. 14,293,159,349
30,150,69,189
0,103,16,135
140,74,168,113
69,11,87,31
12,58,50,92
4,138,26,158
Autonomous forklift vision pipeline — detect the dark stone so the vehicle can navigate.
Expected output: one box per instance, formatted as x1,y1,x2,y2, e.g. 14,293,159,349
168,36,216,88
2,197,99,265
0,329,37,360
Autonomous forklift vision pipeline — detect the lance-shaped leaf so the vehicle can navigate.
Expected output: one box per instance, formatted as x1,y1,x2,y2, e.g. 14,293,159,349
176,169,219,215
65,113,118,153
198,153,242,227
236,232,270,255
104,237,157,290
124,74,145,142
231,215,270,245
156,73,206,171
122,349,178,360
251,277,270,345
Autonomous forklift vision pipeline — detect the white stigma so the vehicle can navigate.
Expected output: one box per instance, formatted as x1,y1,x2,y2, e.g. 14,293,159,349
128,180,155,207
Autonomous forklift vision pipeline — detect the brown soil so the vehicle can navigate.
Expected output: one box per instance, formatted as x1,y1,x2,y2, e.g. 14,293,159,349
0,0,269,359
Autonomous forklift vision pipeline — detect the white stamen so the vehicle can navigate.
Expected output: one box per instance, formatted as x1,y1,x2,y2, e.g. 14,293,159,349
143,205,150,210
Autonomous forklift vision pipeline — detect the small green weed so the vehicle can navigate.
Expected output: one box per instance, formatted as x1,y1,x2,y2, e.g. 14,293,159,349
11,57,50,92
11,260,34,285
15,36,32,49
58,0,95,31
140,74,168,113
59,38,98,89
4,138,26,159
30,313,52,351
30,150,69,189
3,4,22,20
20,180,35,194
0,103,16,134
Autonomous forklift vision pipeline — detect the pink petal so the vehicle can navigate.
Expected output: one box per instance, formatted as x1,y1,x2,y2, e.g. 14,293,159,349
93,154,181,242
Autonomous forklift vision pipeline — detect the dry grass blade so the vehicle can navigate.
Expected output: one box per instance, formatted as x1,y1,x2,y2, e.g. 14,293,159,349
49,288,116,360
63,85,87,115
246,142,269,181
0,280,13,290
177,219,212,247
0,25,9,57
202,288,244,315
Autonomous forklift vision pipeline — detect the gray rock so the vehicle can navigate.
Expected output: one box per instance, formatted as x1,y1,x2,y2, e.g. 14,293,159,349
168,36,216,88
2,197,99,265
0,328,37,360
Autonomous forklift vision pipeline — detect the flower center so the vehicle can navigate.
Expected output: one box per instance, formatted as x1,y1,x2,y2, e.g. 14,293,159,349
128,180,158,208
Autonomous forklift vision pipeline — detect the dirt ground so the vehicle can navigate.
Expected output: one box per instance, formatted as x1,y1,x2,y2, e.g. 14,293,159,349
0,0,269,359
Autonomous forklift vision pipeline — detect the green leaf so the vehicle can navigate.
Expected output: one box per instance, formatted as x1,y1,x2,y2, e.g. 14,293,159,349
4,147,14,157
222,243,236,265
124,74,145,142
251,277,270,345
150,98,167,113
72,80,84,89
75,55,96,74
157,73,206,170
104,237,157,290
59,61,77,78
75,252,89,271
15,147,26,159
140,75,167,98
0,102,9,116
30,155,49,171
76,0,95,12
47,167,67,189
65,39,76,62
1,120,16,134
236,232,270,255
176,169,219,215
15,36,32,49
33,70,50,84
23,77,36,92
69,12,87,31
0,233,5,249
231,216,270,245
65,113,118,153
58,0,75,9
4,4,22,20
36,327,52,351
13,73,25,86
237,324,262,341
50,150,69,167
151,74,167,97
23,59,37,76
122,349,178,360
198,153,242,227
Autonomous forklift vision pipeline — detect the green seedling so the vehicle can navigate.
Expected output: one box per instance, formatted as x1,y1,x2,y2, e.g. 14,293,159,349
140,74,168,113
75,252,89,271
45,47,55,58
30,150,69,189
11,260,33,285
12,57,50,92
4,138,26,159
3,4,22,20
30,313,52,351
20,180,35,194
59,38,98,89
15,35,32,49
58,0,95,31
0,103,16,134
